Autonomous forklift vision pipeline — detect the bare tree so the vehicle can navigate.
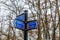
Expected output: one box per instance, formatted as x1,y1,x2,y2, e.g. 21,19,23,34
0,0,60,40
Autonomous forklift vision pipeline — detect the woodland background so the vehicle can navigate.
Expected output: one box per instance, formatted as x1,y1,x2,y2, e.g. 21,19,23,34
0,0,60,40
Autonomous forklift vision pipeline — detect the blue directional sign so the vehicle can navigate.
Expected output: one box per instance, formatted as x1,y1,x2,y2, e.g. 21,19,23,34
27,20,38,29
13,10,38,40
15,13,25,21
14,13,38,30
14,20,25,30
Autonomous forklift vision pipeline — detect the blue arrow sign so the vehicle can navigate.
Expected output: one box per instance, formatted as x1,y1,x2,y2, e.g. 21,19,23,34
15,13,25,21
13,13,38,30
14,20,25,30
27,20,38,30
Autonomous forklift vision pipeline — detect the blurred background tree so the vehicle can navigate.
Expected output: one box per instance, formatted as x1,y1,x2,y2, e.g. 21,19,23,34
0,0,60,40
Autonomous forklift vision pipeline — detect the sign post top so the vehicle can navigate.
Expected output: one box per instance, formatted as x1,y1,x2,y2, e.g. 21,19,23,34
24,10,28,13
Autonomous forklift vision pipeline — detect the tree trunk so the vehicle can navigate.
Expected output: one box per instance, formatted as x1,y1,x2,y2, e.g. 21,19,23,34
37,0,42,40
